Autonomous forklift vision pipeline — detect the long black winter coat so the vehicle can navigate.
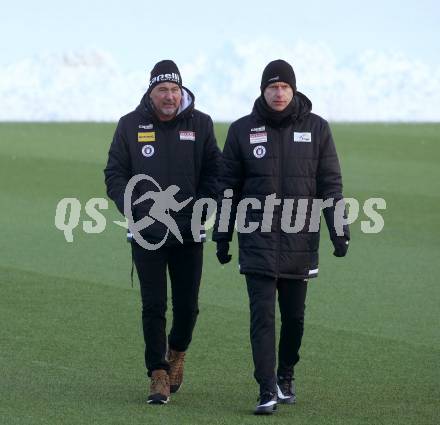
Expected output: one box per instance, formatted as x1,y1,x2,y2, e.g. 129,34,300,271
104,88,220,246
213,93,348,279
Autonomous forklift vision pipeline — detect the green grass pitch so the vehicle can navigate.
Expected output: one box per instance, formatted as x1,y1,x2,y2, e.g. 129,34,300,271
0,122,439,424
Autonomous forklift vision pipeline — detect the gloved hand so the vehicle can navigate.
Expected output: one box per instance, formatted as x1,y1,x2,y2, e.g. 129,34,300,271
216,241,232,264
332,237,349,257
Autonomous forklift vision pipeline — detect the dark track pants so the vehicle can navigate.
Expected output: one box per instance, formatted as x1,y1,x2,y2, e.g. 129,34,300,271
245,274,308,393
132,242,203,376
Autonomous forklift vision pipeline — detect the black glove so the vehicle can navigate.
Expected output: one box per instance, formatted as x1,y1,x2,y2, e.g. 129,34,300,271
332,236,349,257
216,241,232,264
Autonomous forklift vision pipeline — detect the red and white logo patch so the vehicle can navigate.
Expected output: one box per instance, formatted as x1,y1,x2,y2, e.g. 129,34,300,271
179,131,196,141
250,132,268,144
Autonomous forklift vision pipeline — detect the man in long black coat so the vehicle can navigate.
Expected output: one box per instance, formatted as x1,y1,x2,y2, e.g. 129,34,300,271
213,59,350,415
105,60,220,405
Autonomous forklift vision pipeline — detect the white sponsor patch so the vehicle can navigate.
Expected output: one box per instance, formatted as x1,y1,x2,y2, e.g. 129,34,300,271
141,145,155,157
250,132,267,144
179,131,196,141
308,268,319,275
294,132,312,143
139,124,153,130
251,126,265,132
253,145,266,158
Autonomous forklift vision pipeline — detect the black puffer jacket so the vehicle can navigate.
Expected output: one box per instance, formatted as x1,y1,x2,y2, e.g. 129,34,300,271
213,92,349,279
104,87,220,245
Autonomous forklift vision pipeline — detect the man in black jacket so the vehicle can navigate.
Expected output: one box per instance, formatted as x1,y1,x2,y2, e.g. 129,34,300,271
104,60,220,405
213,59,349,414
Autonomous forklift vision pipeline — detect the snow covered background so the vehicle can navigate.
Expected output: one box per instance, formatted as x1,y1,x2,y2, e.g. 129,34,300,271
1,41,439,122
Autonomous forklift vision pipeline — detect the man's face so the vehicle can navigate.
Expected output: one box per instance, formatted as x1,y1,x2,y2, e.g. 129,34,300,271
150,82,182,121
263,82,294,111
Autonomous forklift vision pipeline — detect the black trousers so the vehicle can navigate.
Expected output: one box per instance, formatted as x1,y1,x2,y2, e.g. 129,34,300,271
245,274,308,394
132,241,203,376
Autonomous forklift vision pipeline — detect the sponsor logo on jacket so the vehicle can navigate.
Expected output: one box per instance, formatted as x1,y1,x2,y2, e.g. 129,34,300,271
138,132,156,142
250,132,267,144
179,131,196,141
139,124,153,130
293,132,312,143
251,126,265,132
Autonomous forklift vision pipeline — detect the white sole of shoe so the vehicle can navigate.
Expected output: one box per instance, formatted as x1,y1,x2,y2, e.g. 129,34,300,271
254,401,277,415
258,400,277,408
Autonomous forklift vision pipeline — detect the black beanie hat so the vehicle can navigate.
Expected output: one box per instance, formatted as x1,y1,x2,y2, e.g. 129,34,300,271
260,59,296,93
147,60,182,94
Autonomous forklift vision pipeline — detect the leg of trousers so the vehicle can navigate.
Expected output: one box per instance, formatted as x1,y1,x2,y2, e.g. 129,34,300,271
246,274,277,394
167,243,203,352
132,242,168,376
246,274,308,392
132,242,203,376
277,278,308,380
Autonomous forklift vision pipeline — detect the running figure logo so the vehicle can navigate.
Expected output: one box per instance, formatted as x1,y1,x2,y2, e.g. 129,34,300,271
124,174,193,250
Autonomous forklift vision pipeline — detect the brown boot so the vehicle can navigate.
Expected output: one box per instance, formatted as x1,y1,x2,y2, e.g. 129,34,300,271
148,369,170,404
167,349,186,393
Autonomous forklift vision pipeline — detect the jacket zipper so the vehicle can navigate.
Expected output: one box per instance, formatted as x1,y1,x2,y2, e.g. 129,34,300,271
276,127,282,277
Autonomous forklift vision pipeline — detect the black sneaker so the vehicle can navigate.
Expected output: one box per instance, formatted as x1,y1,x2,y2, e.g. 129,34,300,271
276,376,296,404
254,392,277,415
